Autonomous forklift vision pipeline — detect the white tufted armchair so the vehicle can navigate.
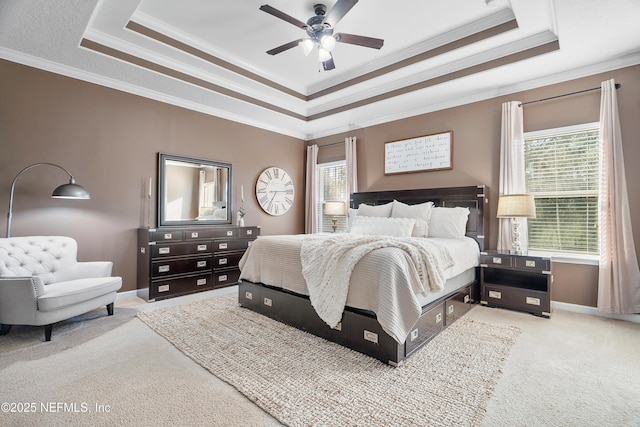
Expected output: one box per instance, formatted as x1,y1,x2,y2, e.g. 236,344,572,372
0,236,122,341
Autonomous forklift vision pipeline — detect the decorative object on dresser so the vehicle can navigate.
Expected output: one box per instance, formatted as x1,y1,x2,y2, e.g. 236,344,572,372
496,193,536,254
6,162,90,237
239,185,489,366
480,250,552,317
137,226,259,301
255,166,294,216
323,200,346,232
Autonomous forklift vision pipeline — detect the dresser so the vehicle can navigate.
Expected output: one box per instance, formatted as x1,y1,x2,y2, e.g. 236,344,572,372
480,250,552,317
137,225,260,301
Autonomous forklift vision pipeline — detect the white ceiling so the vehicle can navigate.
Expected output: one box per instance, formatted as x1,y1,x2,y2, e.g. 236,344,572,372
1,0,639,140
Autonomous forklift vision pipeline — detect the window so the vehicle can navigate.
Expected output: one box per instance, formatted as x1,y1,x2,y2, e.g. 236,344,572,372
524,122,600,256
316,161,347,233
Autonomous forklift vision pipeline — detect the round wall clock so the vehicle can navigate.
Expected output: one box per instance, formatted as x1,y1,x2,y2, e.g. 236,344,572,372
255,167,295,216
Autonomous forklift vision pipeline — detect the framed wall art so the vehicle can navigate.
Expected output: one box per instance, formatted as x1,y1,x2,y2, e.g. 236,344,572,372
384,131,453,175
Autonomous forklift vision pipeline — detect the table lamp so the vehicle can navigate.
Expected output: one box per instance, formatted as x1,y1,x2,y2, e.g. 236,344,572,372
497,193,536,254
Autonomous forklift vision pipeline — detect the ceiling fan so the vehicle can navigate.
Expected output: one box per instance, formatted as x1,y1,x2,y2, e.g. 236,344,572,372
260,0,384,71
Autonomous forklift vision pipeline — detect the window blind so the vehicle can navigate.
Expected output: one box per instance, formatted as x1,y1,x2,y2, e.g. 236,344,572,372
524,125,599,254
317,162,347,232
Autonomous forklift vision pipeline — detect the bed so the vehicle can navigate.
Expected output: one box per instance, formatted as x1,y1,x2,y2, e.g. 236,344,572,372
238,185,489,366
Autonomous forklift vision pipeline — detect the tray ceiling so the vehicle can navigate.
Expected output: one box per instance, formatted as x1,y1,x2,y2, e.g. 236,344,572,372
1,0,639,140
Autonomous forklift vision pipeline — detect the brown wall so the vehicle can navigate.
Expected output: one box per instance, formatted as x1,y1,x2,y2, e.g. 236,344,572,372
309,64,640,307
0,60,305,292
2,58,639,306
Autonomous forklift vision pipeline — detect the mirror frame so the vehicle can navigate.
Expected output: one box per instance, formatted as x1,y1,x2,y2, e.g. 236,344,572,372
158,153,233,227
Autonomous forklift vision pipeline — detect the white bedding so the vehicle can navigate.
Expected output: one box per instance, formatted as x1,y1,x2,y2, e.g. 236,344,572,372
239,234,479,343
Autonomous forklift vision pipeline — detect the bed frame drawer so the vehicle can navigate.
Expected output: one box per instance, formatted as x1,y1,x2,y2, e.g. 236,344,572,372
405,302,445,356
445,285,473,326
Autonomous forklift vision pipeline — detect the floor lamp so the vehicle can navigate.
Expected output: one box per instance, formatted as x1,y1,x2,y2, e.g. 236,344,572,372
6,162,91,238
497,194,536,254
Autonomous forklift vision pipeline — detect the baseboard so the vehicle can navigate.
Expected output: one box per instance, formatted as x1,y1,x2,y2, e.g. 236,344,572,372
116,289,139,301
552,301,640,324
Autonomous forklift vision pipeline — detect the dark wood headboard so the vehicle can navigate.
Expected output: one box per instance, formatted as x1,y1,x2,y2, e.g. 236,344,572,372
350,185,490,250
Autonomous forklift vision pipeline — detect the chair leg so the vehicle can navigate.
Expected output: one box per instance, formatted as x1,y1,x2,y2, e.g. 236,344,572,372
0,324,12,335
44,324,53,341
106,302,114,316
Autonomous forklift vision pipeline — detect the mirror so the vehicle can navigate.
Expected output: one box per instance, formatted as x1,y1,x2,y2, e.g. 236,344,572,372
158,153,233,226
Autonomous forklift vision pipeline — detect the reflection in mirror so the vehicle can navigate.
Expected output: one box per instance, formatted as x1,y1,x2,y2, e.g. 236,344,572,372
158,153,232,226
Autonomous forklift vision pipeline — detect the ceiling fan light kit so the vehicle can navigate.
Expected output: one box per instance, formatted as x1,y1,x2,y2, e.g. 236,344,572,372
260,0,384,71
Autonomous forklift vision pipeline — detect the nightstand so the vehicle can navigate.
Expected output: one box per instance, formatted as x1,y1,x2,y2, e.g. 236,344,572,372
480,250,552,318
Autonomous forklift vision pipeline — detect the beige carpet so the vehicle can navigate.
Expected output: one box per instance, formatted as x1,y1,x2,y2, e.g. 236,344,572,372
138,294,521,427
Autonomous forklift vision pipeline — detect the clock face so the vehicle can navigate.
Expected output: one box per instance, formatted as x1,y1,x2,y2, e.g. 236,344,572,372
255,167,294,216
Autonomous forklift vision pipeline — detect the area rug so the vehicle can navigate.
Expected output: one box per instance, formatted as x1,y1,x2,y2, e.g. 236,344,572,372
138,294,521,427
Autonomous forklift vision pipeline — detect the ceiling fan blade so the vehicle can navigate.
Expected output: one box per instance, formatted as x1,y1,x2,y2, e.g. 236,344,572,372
322,55,336,71
266,39,304,55
335,32,384,49
323,0,358,27
259,5,307,29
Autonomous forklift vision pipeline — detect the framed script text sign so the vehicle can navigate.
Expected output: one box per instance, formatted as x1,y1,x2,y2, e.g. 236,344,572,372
384,131,453,174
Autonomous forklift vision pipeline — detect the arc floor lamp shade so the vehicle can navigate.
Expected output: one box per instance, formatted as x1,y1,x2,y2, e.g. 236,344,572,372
6,162,90,237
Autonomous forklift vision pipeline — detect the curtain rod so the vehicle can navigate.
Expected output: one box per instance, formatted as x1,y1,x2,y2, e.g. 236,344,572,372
318,140,344,148
519,83,621,107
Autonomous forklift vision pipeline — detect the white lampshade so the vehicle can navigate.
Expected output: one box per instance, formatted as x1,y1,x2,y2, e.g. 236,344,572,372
318,47,332,62
323,201,346,216
320,35,336,52
497,194,536,218
298,39,314,56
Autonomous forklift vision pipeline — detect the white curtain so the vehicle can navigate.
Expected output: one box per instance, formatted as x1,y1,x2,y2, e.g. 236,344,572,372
498,101,528,251
597,79,640,314
305,144,319,234
345,137,358,210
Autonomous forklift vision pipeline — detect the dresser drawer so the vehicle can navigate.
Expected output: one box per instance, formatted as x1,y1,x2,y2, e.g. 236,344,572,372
152,256,212,278
151,241,211,258
213,268,241,287
405,302,445,356
480,253,512,268
238,226,260,238
213,252,245,269
513,256,550,272
482,284,550,317
148,229,184,242
151,273,212,300
445,286,473,326
185,228,236,239
213,238,253,252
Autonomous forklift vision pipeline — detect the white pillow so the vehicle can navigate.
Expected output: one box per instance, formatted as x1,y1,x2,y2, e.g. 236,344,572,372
346,208,358,231
391,200,434,237
357,202,393,217
428,207,470,239
349,216,416,237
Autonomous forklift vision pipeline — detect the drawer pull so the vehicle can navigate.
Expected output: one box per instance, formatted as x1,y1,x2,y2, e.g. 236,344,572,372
158,284,170,292
436,313,442,323
489,290,502,299
364,330,379,344
263,297,272,307
448,304,454,314
525,260,536,268
219,258,228,265
163,233,173,240
196,278,207,286
247,229,253,235
464,295,470,303
158,265,170,273
410,328,419,341
492,257,502,264
158,247,170,255
218,274,228,282
526,296,541,306
191,232,199,238
245,291,253,300
226,230,233,236
219,243,228,250
197,261,207,268
197,244,207,251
